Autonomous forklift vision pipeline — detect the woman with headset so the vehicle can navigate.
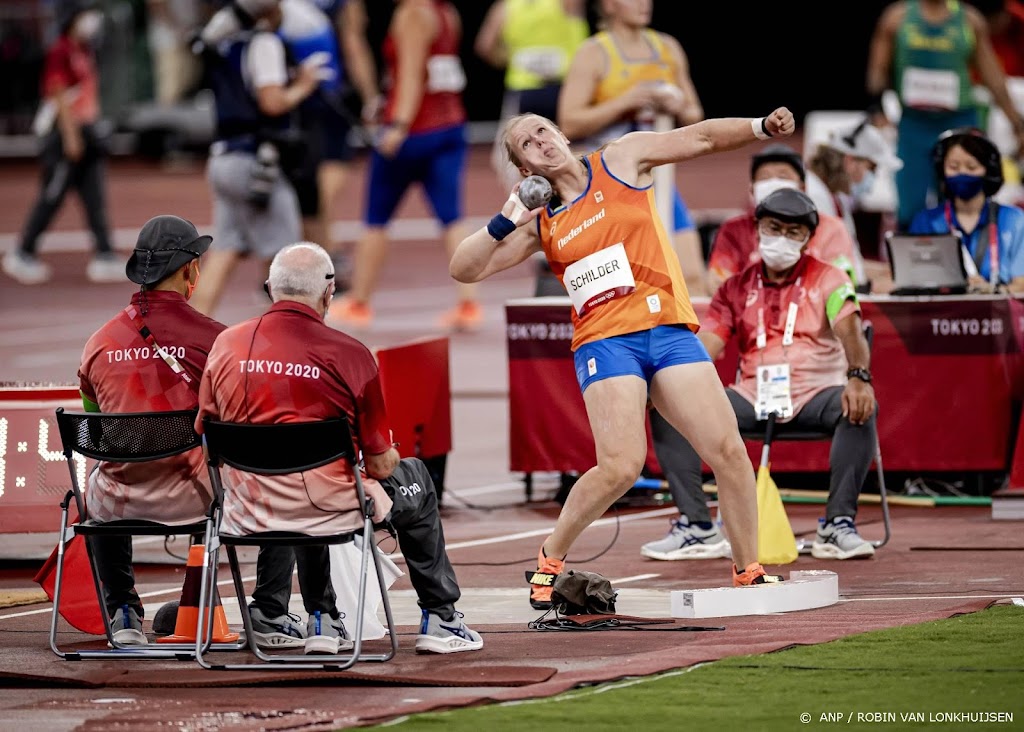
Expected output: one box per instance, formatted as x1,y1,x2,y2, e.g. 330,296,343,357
907,127,1024,293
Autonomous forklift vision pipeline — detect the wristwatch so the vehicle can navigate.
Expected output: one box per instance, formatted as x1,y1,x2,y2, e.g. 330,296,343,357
847,367,872,384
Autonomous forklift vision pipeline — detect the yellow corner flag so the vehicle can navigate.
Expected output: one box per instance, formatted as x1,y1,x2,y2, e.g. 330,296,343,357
756,464,798,564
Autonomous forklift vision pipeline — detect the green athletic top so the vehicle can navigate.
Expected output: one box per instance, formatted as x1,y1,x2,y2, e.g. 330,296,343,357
893,0,975,112
502,0,588,91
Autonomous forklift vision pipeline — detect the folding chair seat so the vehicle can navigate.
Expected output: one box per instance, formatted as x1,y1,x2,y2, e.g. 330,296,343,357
195,416,398,671
738,323,892,550
49,407,245,660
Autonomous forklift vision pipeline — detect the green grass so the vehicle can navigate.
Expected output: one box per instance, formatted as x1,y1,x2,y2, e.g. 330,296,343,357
370,605,1024,732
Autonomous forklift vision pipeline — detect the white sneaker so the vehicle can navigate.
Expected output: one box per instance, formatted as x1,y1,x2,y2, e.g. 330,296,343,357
109,604,148,646
415,610,483,654
86,253,125,283
2,250,52,284
811,516,875,560
640,516,732,560
248,606,306,649
304,611,354,655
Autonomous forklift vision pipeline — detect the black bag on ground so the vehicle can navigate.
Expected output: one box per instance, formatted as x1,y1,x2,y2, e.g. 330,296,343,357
550,570,617,615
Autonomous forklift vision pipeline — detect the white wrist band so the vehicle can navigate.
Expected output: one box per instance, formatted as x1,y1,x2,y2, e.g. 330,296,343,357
752,117,772,141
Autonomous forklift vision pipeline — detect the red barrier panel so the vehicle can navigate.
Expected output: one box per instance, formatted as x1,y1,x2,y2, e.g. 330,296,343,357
506,295,1024,476
374,336,452,460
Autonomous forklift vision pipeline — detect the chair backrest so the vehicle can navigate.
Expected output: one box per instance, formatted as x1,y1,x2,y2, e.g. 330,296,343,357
202,417,356,476
55,407,202,463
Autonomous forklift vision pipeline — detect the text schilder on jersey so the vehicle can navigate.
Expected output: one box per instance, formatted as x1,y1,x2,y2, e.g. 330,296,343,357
563,242,637,316
556,207,606,250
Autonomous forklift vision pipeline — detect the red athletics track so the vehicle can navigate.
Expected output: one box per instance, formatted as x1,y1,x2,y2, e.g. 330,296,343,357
1,142,1022,730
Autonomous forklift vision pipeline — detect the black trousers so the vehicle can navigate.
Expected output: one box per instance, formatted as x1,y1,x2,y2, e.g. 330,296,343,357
251,457,462,621
20,125,112,255
650,385,876,523
88,535,143,618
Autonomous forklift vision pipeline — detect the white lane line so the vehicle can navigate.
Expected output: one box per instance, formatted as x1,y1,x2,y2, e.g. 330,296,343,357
611,573,660,585
840,594,1018,602
0,572,258,622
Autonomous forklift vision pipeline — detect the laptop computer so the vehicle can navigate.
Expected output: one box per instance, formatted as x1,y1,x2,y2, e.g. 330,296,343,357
885,232,969,296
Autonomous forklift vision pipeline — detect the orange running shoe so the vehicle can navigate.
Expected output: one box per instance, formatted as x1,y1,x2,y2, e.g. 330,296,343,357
328,297,373,330
440,300,483,331
732,562,784,587
526,547,565,610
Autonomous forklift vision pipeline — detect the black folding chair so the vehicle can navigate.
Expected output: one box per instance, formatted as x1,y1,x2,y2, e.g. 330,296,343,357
196,416,398,671
50,407,245,660
739,323,892,550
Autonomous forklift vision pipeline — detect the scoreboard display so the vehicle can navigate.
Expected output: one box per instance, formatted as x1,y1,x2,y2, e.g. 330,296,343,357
0,386,90,534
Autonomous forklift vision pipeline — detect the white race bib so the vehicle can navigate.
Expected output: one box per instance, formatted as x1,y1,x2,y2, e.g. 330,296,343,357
510,47,566,80
563,242,637,316
901,67,960,111
426,54,467,94
755,363,794,421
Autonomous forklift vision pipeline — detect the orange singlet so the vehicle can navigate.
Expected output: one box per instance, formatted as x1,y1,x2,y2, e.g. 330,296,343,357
537,150,699,351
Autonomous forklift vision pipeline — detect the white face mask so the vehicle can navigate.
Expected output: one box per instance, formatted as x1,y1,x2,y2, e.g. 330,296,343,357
74,11,103,42
759,234,804,271
850,169,876,201
752,178,800,206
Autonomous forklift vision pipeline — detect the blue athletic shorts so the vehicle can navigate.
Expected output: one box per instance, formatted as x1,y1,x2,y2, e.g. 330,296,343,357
365,123,467,226
572,324,711,393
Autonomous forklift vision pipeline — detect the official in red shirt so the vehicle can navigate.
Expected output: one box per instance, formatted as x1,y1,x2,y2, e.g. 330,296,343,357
644,190,879,563
2,0,121,286
78,215,222,645
196,242,481,655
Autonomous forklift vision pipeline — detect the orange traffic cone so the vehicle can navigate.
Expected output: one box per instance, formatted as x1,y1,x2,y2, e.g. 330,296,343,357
157,544,239,643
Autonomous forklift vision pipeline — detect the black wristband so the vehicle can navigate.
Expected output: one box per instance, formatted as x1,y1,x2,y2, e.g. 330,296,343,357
761,117,773,138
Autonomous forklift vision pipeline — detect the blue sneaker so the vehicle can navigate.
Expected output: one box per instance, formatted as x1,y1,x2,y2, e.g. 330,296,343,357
415,609,483,654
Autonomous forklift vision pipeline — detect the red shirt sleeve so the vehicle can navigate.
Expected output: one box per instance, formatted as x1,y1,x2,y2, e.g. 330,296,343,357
194,345,222,435
41,39,74,98
356,372,392,456
701,277,738,344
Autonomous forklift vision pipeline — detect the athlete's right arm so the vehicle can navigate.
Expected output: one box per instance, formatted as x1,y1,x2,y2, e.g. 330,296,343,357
557,40,657,141
474,0,507,69
450,206,543,283
866,3,903,98
338,0,380,114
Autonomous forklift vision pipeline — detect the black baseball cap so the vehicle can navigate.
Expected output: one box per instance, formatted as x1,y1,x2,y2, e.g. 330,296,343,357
125,215,212,286
754,188,819,233
750,143,805,182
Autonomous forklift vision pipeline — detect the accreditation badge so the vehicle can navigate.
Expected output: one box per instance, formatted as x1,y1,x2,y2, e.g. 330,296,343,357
755,363,794,421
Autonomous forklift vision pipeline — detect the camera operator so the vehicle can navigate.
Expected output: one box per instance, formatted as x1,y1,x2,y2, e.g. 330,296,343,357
188,0,326,317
